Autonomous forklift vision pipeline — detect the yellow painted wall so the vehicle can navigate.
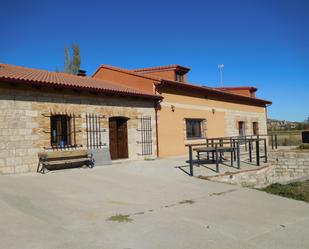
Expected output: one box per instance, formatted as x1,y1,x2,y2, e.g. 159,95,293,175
157,89,266,157
158,105,226,157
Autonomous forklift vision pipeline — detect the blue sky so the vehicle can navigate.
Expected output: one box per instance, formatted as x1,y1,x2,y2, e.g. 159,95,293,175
1,0,308,121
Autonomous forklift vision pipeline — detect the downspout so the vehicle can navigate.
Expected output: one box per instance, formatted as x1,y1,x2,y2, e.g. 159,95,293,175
155,99,162,158
265,104,271,134
154,82,162,158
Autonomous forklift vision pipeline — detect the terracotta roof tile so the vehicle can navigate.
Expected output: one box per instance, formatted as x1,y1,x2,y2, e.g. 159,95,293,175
0,64,161,100
214,86,257,92
131,64,190,73
157,79,272,106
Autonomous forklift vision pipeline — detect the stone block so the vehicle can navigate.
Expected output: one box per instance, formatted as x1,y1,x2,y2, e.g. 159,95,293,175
0,166,15,174
14,165,29,174
15,149,28,157
25,110,38,117
18,129,32,135
6,157,22,166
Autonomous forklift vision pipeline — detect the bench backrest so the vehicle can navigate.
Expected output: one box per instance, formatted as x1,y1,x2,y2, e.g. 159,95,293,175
38,150,88,161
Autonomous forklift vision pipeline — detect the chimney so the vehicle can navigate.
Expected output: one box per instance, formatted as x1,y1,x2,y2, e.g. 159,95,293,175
77,69,86,76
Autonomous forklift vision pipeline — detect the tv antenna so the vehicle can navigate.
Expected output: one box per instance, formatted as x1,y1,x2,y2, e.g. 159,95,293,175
218,64,224,87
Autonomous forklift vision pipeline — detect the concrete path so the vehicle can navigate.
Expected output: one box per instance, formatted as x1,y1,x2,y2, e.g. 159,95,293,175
1,157,309,249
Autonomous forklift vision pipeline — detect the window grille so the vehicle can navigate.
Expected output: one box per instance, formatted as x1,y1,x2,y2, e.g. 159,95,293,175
50,115,72,147
138,116,152,155
86,113,104,149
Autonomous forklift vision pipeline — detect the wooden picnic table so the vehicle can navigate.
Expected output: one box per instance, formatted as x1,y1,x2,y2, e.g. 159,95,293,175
193,146,238,173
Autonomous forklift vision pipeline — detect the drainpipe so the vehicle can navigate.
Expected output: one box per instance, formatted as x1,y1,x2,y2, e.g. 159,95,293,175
155,99,162,158
265,104,271,134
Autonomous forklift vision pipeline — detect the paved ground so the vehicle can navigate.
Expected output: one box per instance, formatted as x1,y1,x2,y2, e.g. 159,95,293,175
1,157,309,249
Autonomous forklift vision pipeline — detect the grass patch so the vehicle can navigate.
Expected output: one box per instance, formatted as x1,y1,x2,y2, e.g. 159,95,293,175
261,180,309,203
179,199,195,205
297,143,309,150
106,214,133,223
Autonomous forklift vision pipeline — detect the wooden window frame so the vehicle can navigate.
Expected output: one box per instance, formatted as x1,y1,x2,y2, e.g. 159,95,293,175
253,122,259,135
238,121,246,137
185,119,205,139
50,115,72,147
175,73,184,82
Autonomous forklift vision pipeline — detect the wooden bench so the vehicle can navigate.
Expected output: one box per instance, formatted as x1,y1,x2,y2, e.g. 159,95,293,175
37,150,94,174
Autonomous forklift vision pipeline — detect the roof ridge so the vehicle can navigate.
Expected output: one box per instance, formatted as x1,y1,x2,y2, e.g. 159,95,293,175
131,64,190,72
93,64,162,81
214,86,257,90
0,63,73,77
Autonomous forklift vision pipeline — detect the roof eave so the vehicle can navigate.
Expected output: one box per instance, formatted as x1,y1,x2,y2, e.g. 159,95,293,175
157,80,272,106
0,77,163,101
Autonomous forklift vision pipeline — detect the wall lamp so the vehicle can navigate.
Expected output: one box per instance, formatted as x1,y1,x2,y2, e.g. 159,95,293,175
171,105,175,112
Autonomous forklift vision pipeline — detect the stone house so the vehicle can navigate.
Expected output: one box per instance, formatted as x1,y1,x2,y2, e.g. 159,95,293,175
93,64,272,157
0,64,161,174
0,63,272,174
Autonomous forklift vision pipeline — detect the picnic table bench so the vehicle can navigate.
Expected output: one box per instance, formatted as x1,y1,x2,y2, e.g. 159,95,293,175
193,146,238,173
37,150,94,174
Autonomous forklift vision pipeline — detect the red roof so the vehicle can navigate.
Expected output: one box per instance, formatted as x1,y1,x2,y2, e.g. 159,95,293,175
131,64,190,73
92,64,161,81
157,80,272,106
214,86,257,92
92,64,272,106
0,64,162,100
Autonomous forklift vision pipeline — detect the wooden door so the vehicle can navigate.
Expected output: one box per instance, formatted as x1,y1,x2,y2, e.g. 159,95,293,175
109,117,128,160
117,119,128,158
109,118,118,159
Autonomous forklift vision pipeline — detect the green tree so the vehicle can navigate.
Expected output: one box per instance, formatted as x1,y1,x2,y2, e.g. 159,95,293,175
63,44,81,74
70,44,80,74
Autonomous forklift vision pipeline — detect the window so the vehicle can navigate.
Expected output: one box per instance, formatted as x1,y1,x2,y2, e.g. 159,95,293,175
238,121,245,136
139,116,152,155
253,122,259,135
86,113,104,149
175,73,184,82
186,119,204,139
50,115,72,147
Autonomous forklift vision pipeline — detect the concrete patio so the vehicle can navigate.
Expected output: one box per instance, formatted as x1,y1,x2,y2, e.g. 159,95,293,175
1,157,309,249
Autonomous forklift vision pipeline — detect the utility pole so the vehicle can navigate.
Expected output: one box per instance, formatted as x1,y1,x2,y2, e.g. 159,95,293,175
218,64,224,87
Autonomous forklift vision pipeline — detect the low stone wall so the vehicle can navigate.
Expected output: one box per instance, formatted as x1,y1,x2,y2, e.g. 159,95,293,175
200,165,275,188
202,149,309,188
268,150,309,182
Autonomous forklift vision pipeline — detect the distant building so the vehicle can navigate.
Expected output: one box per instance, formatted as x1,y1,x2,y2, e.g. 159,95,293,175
267,119,299,131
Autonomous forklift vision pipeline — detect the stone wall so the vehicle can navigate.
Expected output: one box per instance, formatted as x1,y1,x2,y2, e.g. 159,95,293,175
200,165,275,188
268,150,309,182
0,83,156,174
203,149,309,188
